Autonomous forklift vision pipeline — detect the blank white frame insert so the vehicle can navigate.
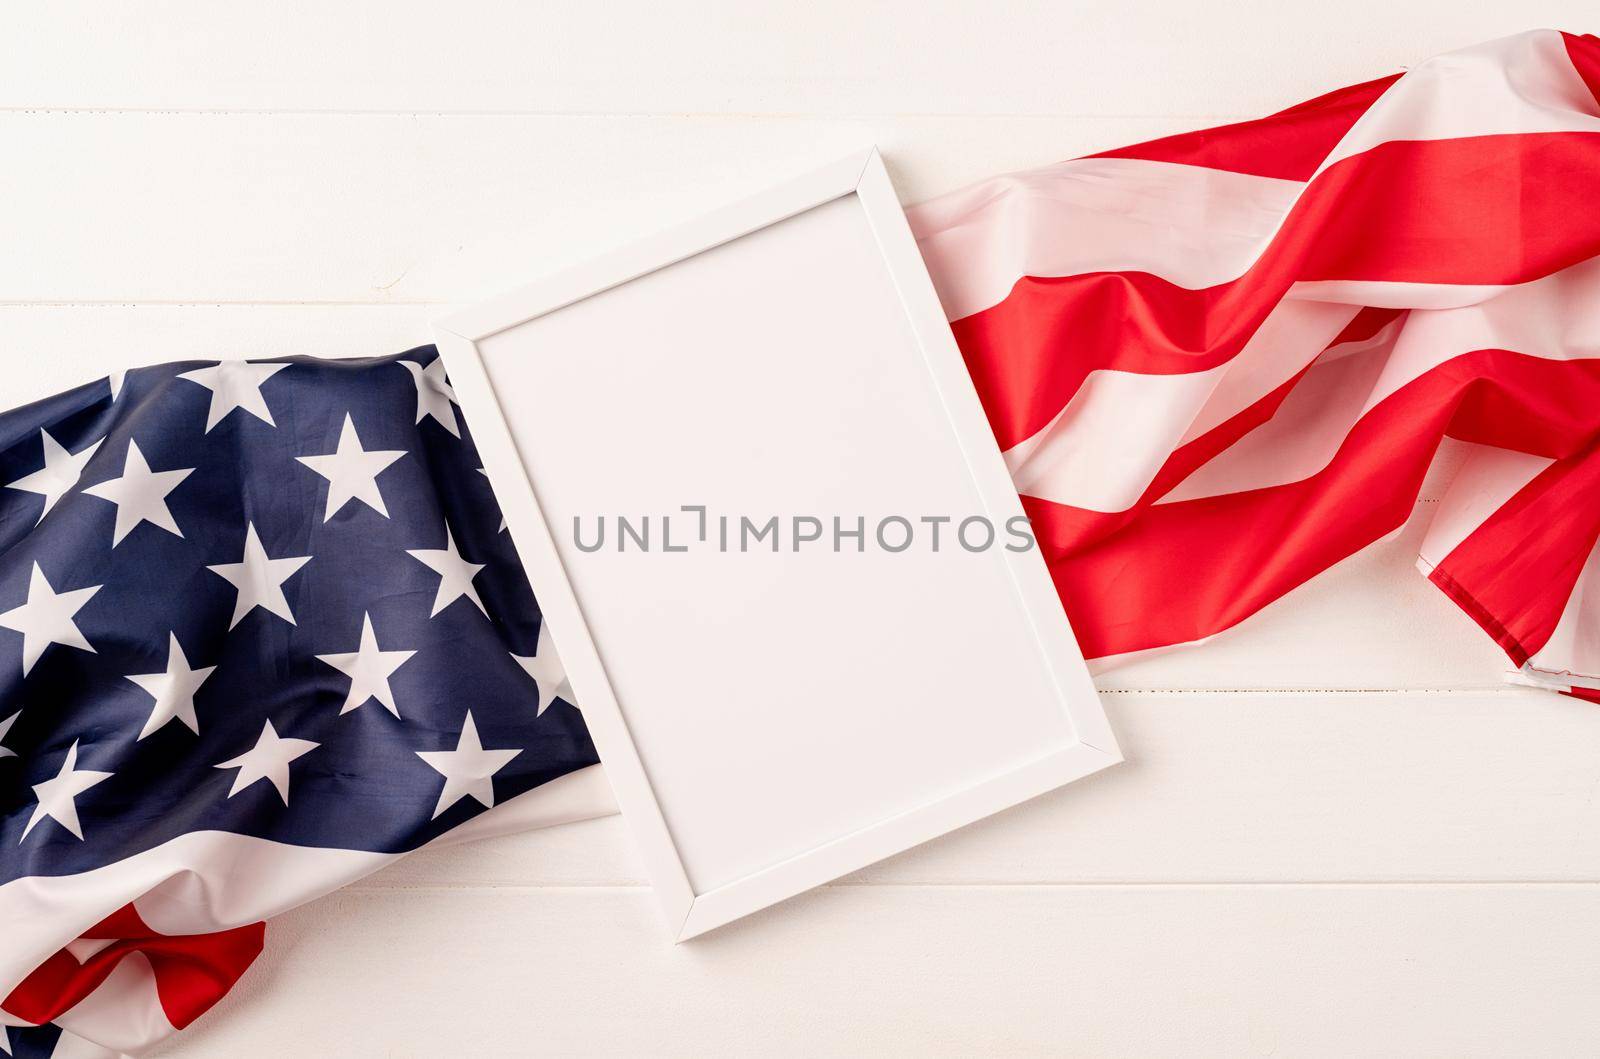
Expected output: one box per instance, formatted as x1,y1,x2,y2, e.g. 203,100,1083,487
435,147,1120,941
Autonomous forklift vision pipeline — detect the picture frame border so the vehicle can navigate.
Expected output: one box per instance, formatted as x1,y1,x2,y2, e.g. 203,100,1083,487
434,147,1121,941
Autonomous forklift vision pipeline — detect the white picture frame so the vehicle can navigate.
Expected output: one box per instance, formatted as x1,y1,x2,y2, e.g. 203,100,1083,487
434,147,1121,941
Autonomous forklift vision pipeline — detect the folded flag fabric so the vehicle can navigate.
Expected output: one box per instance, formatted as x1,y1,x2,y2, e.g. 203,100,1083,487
0,351,601,1057
909,28,1600,698
7,25,1600,1059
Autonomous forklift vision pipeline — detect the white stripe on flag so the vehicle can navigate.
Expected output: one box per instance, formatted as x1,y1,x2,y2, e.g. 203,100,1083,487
1316,29,1600,176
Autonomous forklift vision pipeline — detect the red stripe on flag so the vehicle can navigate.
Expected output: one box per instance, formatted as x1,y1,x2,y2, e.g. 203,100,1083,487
1328,306,1407,348
1090,74,1400,181
956,132,1600,449
1562,33,1600,110
1427,440,1600,665
1026,351,1600,659
3,905,265,1031
1019,353,1331,566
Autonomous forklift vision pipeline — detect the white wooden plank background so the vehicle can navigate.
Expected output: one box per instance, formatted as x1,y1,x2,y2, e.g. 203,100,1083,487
5,3,1598,1055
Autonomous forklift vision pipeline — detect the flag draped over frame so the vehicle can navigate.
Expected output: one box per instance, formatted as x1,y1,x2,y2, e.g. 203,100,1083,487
910,28,1600,698
3,26,1600,1058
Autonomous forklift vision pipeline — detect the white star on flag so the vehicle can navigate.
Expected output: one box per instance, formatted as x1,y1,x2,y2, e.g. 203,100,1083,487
125,632,217,739
416,711,521,819
400,358,461,437
316,612,416,717
0,562,101,676
295,413,407,522
407,525,488,618
514,621,573,716
3,429,102,525
207,523,312,628
22,740,112,841
177,361,289,432
0,710,18,760
82,439,195,546
215,720,319,804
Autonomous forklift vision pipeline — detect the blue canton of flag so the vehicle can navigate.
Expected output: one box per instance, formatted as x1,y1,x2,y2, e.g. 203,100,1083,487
0,348,598,1055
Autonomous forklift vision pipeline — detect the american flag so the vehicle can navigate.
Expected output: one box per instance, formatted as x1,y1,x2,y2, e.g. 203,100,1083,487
6,26,1600,1057
910,28,1600,699
0,350,601,1057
